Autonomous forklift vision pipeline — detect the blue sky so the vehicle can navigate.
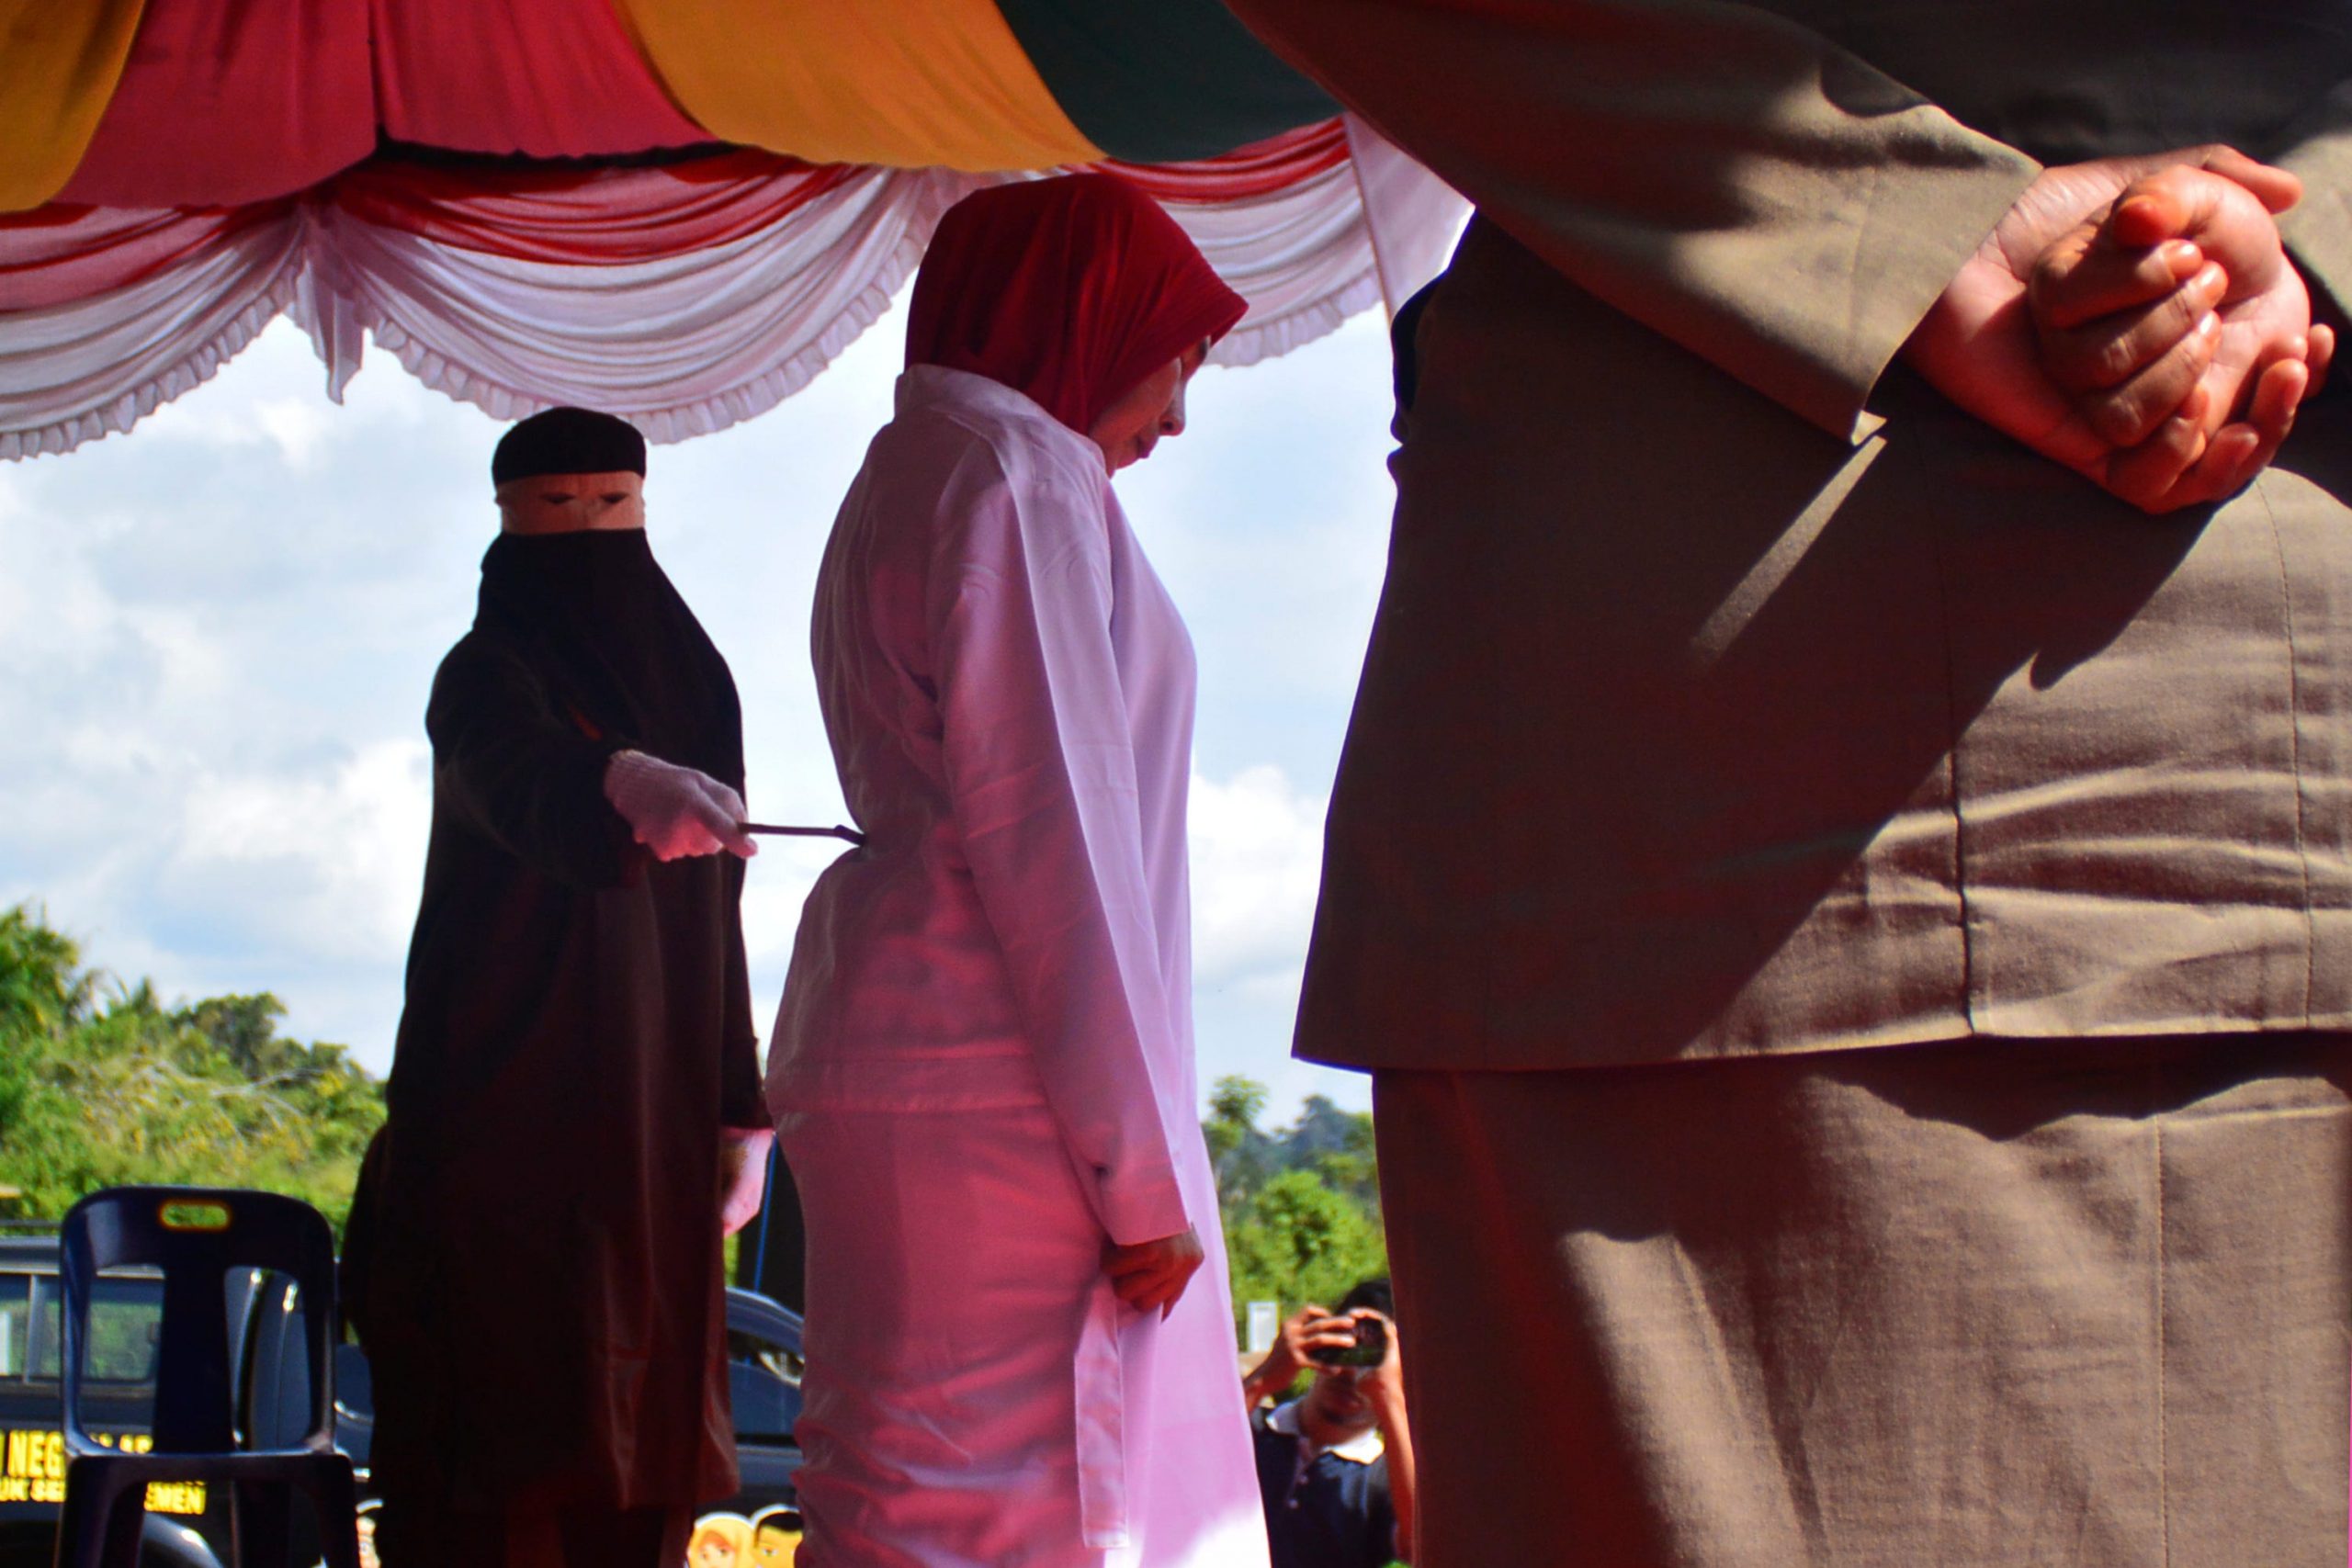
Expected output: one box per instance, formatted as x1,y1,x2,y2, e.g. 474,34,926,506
0,302,1402,1121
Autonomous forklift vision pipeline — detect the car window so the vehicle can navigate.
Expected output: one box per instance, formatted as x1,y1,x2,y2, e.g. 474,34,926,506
727,1327,801,1387
332,1341,373,1419
0,1275,28,1378
25,1276,164,1385
726,1327,801,1444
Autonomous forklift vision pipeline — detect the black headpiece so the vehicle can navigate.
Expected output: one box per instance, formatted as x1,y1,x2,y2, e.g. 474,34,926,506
492,407,648,485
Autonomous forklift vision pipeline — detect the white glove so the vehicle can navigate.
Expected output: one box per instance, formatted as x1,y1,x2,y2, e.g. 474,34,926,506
719,1127,775,1236
603,750,756,861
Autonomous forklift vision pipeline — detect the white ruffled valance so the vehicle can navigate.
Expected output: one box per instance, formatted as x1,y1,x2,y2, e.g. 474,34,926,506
0,119,1465,458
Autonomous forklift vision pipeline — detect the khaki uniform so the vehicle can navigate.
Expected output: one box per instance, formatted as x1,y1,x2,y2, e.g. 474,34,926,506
1226,0,2352,1560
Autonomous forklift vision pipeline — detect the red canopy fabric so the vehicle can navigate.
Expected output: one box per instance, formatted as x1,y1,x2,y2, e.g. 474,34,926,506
55,0,375,208
0,203,290,310
330,153,859,266
1107,117,1351,203
51,0,725,210
368,0,711,158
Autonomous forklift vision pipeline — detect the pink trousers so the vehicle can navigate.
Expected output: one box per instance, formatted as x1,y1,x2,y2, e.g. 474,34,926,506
777,1102,1269,1568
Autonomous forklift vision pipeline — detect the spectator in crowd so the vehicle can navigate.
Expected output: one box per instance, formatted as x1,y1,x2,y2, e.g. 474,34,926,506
1241,1280,1419,1567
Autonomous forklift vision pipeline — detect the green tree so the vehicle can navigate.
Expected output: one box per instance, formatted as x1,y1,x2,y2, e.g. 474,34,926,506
0,903,386,1235
1224,1168,1388,1322
1283,1095,1379,1211
1204,1073,1276,1209
0,904,93,1036
1204,1075,1388,1337
178,992,290,1079
0,904,89,1160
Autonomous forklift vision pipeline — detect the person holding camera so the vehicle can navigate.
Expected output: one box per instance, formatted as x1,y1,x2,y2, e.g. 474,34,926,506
1239,1280,1419,1568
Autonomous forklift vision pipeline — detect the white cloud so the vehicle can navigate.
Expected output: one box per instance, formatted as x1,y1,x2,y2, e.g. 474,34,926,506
145,394,339,471
1183,767,1371,1117
254,399,338,470
1188,763,1328,985
164,739,433,961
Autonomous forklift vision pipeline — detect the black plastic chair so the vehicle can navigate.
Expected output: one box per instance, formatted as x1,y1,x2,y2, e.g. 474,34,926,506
51,1186,360,1568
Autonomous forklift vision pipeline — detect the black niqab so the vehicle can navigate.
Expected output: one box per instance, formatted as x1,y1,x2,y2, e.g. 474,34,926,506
475,529,741,785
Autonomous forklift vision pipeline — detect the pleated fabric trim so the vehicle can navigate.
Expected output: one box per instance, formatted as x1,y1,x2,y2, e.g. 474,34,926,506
0,123,1467,458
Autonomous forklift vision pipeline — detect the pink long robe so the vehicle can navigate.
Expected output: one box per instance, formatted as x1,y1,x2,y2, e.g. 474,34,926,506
768,364,1270,1568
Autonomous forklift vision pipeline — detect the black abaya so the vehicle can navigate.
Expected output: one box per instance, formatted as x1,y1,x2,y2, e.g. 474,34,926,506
350,530,761,1523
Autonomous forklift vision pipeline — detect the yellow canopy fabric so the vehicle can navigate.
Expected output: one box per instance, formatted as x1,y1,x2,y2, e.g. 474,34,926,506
0,0,147,210
614,0,1103,172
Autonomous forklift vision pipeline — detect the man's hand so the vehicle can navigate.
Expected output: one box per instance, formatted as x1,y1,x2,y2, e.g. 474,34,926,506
1350,1307,1407,1419
603,750,758,861
1346,1307,1418,1563
1905,145,2323,513
1102,1226,1204,1318
719,1127,773,1236
2028,163,2331,505
1243,1303,1364,1404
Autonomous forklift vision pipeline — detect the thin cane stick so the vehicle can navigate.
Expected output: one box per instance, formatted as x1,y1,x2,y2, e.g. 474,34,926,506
741,821,865,846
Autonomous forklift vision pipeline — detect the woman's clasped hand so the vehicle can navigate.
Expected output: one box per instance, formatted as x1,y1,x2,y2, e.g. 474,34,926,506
1102,1226,1206,1318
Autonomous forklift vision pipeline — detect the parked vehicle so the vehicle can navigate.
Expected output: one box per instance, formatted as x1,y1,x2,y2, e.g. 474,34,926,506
0,1233,804,1568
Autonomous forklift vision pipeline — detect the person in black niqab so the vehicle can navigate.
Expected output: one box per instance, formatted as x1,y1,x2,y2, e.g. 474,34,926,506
345,408,773,1568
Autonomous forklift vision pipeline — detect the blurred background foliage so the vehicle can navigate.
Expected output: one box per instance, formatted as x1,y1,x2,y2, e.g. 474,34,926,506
1204,1073,1388,1336
0,902,385,1235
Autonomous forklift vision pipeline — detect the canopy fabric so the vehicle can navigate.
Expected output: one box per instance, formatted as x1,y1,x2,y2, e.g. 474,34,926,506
367,1,710,162
305,163,963,443
0,121,1467,460
327,154,863,265
0,0,145,211
0,0,1339,212
0,207,305,459
0,3,1463,461
54,0,376,209
613,0,1102,173
991,0,1340,164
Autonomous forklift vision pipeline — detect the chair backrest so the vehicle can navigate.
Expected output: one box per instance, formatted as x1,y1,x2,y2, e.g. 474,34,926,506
58,1186,338,1456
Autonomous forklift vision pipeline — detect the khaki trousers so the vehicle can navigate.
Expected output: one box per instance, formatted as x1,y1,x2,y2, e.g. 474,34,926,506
1374,1032,2352,1566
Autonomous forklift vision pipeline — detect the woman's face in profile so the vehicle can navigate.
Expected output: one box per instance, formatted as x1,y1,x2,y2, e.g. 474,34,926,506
1088,340,1210,473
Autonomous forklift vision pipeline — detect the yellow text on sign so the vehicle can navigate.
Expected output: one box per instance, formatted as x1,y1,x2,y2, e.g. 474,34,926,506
0,1428,205,1514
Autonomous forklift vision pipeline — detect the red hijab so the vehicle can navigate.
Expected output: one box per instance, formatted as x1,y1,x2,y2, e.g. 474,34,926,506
905,173,1249,435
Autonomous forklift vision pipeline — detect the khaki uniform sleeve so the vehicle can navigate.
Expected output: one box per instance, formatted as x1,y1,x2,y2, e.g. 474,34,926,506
1223,0,2041,441
2273,81,2352,319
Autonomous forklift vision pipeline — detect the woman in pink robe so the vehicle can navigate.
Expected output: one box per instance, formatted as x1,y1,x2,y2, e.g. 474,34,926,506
766,175,1271,1568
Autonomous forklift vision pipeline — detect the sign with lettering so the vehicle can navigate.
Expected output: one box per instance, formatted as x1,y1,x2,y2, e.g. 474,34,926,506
0,1427,206,1515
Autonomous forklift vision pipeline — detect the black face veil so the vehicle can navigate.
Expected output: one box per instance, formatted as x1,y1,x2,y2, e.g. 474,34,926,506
475,531,741,787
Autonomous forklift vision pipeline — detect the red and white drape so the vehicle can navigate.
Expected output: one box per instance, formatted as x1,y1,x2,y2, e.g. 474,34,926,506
0,119,1464,459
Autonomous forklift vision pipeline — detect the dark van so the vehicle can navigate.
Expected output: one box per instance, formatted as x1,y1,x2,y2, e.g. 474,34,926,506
0,1234,804,1568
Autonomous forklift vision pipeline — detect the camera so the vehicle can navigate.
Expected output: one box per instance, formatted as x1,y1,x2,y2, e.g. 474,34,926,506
1312,1314,1388,1371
